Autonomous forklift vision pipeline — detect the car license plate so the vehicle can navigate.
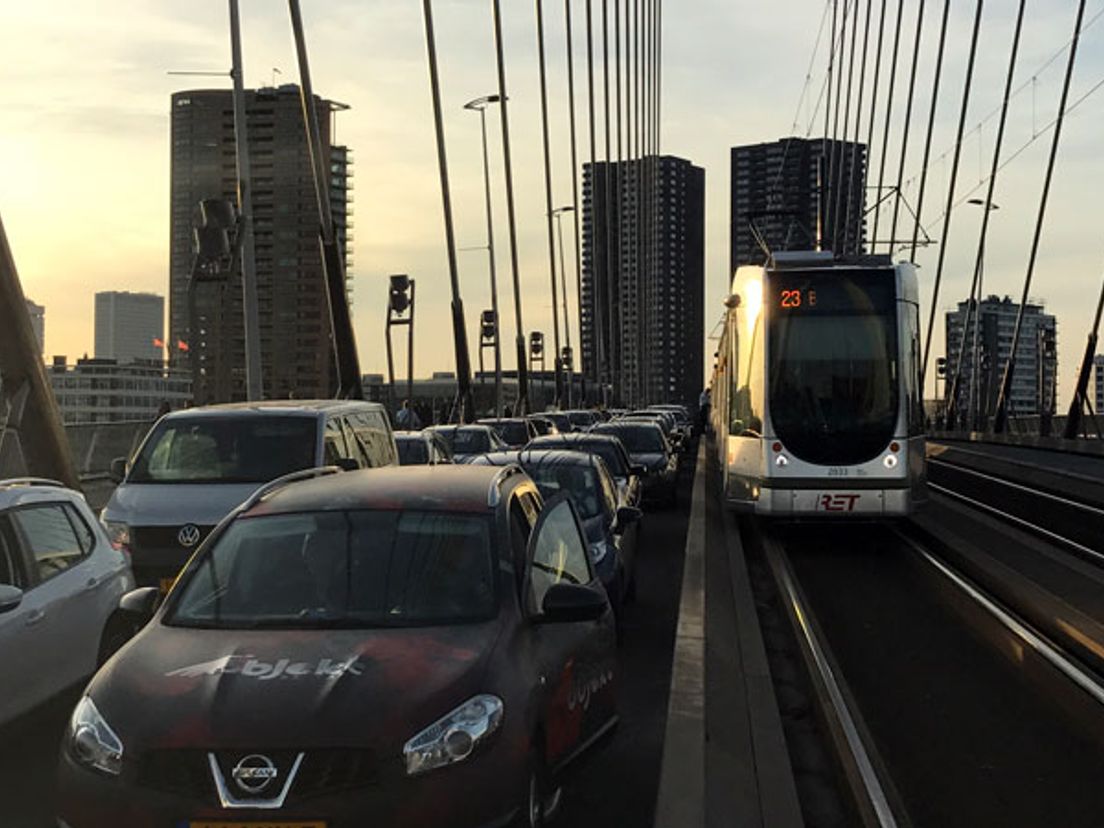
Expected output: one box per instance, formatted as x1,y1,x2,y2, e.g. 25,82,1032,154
189,822,326,828
159,577,176,594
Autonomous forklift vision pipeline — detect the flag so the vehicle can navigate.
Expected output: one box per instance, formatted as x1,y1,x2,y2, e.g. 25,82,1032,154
153,337,165,348
177,340,190,352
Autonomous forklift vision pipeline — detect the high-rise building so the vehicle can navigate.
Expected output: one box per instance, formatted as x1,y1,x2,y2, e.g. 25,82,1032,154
581,155,705,406
24,298,44,357
48,356,191,424
730,137,866,271
170,85,352,404
94,291,164,363
944,295,1057,419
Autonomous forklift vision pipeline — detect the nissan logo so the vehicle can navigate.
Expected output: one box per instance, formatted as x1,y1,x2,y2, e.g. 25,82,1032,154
177,524,202,548
231,754,278,794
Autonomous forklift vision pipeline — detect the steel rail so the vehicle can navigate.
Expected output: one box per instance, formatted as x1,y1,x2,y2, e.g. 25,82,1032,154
897,532,1104,707
764,536,899,828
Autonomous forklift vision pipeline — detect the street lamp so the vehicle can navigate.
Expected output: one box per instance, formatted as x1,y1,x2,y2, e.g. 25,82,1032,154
464,94,505,417
552,205,575,407
966,198,999,430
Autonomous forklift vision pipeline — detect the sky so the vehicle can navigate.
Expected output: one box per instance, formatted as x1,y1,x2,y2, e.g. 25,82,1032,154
2,0,1103,405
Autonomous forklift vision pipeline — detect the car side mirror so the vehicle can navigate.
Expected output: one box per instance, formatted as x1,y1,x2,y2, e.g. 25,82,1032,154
334,458,360,472
629,464,647,477
119,587,161,621
540,583,608,623
110,457,128,484
0,584,23,615
612,506,643,535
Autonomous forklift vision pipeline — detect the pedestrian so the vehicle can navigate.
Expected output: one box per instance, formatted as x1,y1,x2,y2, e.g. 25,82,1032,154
395,399,422,431
155,400,172,419
503,404,513,418
698,387,712,436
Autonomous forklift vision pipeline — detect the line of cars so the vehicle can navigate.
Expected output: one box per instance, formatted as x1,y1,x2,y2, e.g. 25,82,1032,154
1,398,692,827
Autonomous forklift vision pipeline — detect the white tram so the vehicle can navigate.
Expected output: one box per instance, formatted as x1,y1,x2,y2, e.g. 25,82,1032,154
711,251,926,517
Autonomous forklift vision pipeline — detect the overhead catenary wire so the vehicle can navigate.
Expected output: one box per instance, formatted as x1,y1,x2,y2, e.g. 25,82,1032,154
859,0,889,252
908,0,950,262
919,0,984,390
994,0,1089,433
842,0,873,255
832,0,861,253
945,0,1027,429
826,0,849,249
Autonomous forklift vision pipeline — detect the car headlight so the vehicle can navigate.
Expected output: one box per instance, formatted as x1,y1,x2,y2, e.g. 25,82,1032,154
403,694,504,776
68,696,124,776
590,539,611,565
103,520,131,553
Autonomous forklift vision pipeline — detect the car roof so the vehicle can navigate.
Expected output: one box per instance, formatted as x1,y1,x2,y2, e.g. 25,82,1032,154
529,433,624,449
477,418,529,425
247,465,526,516
596,420,662,432
473,448,601,471
0,478,85,510
161,400,385,419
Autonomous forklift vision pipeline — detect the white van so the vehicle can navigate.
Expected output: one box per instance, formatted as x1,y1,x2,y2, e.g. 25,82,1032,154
101,400,396,589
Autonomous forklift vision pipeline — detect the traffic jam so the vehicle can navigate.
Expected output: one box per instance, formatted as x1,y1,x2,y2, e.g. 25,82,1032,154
0,400,695,828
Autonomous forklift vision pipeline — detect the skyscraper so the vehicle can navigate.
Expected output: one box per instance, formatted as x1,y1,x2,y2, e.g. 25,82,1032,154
730,137,866,271
170,85,351,404
944,295,1058,419
581,155,705,406
1093,354,1104,414
94,291,164,363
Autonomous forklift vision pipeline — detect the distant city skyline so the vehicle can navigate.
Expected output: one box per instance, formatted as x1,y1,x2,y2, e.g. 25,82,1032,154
94,290,163,364
2,2,1103,405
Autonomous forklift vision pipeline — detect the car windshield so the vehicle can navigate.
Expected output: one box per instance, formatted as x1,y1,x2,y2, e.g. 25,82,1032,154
396,438,429,465
529,418,552,435
523,463,604,520
540,439,627,477
128,415,317,484
168,510,496,628
491,421,529,446
596,425,664,454
567,411,596,427
453,429,491,454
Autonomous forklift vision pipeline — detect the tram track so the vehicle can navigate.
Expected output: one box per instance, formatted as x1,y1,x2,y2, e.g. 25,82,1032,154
754,520,1104,828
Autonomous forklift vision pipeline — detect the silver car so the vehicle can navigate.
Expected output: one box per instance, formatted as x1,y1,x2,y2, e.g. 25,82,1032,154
0,478,133,727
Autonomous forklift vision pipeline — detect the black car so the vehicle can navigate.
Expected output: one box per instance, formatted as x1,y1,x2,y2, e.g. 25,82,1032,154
526,415,560,436
425,424,508,463
564,410,599,431
58,466,617,828
471,450,641,613
478,417,539,449
591,421,677,507
526,433,643,510
541,412,574,434
395,430,454,465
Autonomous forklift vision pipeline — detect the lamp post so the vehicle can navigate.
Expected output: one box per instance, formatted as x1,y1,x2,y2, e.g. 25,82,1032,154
464,94,505,418
552,205,576,407
966,197,999,430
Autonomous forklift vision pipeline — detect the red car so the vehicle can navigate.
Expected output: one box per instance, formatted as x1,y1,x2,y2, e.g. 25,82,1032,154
57,465,618,828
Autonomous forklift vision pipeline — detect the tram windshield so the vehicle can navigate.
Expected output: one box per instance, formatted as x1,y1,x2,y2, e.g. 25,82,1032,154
768,269,899,465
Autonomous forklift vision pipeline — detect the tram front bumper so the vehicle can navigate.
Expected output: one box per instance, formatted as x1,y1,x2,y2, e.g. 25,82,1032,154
752,485,914,517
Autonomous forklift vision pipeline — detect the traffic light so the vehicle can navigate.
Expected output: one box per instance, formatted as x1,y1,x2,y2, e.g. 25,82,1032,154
936,357,947,377
389,274,412,314
480,310,496,343
529,331,544,358
561,345,573,367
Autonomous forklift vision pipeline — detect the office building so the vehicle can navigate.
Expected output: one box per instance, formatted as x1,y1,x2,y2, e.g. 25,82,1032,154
94,291,164,363
170,84,352,404
944,295,1057,419
24,298,44,357
48,357,191,424
1093,355,1104,413
730,137,866,271
581,155,705,406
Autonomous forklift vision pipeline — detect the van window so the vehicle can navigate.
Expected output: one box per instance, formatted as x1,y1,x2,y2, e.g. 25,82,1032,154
348,411,397,467
323,418,354,466
129,416,318,484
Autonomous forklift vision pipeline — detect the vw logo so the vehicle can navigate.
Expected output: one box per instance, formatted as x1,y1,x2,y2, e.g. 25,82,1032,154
177,524,202,548
231,754,278,794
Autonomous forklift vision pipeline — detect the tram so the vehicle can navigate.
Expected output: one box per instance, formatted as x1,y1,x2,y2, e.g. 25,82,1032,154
711,251,926,517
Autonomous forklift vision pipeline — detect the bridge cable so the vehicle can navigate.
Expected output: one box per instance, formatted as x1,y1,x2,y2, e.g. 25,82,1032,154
870,0,906,251
907,0,951,262
842,0,874,255
602,0,618,403
886,0,925,253
993,0,1089,434
919,0,984,391
832,0,862,253
563,0,584,403
858,0,889,248
820,0,837,248
827,0,850,250
944,0,1027,429
584,0,605,397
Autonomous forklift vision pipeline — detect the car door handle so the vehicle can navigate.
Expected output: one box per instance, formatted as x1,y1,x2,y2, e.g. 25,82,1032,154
85,576,100,591
24,609,45,627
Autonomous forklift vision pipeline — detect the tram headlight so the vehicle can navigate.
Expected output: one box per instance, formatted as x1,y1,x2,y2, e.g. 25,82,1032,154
775,454,789,467
883,454,898,469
